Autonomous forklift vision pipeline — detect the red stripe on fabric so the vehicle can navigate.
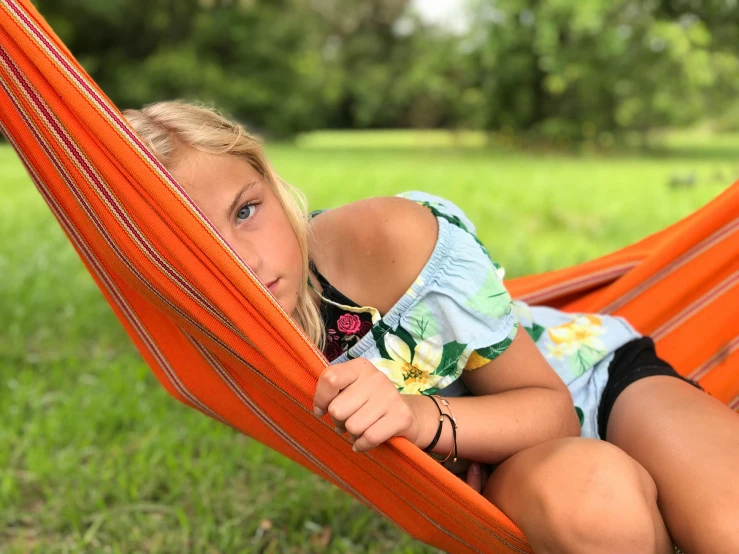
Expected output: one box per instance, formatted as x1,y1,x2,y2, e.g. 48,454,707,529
517,263,636,305
0,48,272,390
602,222,739,314
0,115,226,425
1,49,249,346
652,273,738,342
5,0,326,364
190,340,528,554
0,48,254,364
689,336,739,382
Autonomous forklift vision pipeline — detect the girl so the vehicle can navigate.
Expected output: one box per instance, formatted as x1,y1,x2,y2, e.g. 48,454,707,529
124,101,739,554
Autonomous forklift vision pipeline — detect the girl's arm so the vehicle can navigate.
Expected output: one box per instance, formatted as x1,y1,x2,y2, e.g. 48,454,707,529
311,196,580,464
313,326,580,466
403,326,581,464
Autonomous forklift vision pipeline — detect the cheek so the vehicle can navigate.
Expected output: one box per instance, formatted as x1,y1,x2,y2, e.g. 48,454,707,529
265,211,302,277
282,223,304,278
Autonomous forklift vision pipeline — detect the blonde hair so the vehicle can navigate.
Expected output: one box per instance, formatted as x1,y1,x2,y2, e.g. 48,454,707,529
123,101,325,351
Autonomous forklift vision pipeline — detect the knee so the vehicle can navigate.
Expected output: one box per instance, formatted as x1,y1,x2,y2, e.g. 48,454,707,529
534,441,662,553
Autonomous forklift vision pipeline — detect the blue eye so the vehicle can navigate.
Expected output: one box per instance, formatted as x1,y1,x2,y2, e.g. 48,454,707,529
236,202,260,223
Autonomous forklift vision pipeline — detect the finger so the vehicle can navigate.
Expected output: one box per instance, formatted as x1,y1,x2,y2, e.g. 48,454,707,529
466,463,482,493
352,413,401,452
313,363,360,417
341,393,389,443
327,380,372,433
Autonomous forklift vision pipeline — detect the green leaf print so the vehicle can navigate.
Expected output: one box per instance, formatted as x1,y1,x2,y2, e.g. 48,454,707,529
575,406,584,427
372,320,393,359
568,343,607,377
464,266,511,318
434,341,468,377
417,319,430,340
474,336,514,362
524,322,546,343
393,327,418,363
417,201,493,260
409,301,439,340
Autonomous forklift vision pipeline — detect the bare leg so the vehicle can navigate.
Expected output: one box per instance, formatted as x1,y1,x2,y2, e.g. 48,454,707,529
607,376,739,554
483,437,673,554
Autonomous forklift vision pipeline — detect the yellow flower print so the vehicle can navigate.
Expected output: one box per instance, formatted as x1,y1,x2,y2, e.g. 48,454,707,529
546,315,608,375
546,341,575,360
547,315,605,352
371,333,444,394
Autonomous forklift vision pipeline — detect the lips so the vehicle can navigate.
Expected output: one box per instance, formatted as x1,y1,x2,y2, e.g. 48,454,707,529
266,279,279,292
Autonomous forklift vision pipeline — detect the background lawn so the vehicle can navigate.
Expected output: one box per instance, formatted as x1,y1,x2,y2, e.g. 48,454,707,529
0,132,734,553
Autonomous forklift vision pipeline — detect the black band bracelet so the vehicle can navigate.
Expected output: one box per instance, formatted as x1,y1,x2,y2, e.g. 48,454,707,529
422,395,445,453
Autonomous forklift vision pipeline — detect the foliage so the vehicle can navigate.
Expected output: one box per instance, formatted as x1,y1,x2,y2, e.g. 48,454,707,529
29,0,739,139
462,0,739,140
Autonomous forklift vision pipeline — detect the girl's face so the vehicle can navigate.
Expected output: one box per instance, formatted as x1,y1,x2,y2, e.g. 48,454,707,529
170,150,303,315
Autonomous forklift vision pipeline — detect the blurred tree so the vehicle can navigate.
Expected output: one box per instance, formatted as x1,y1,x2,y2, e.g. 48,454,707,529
307,0,417,128
464,0,739,141
28,0,739,139
657,0,739,130
32,0,343,136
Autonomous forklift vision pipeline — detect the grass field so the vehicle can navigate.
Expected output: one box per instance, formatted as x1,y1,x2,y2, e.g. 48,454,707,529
0,131,735,553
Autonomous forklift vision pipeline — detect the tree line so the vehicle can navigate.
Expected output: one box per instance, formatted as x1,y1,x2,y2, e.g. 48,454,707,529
30,0,739,140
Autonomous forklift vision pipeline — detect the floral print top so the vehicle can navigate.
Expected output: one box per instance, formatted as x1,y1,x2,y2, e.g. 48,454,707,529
308,259,376,362
309,192,641,439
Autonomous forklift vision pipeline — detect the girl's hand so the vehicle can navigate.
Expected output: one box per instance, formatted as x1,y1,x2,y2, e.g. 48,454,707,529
313,358,420,452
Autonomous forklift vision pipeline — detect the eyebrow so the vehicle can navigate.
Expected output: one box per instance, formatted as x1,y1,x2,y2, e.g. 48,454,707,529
227,181,258,220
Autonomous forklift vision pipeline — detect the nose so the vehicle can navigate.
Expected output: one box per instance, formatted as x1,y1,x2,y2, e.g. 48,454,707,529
233,243,261,276
219,228,265,282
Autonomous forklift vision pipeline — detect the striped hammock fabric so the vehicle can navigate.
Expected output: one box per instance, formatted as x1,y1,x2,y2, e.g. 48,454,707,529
1,1,737,552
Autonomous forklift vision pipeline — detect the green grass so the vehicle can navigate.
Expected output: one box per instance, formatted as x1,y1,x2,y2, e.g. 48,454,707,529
0,131,734,553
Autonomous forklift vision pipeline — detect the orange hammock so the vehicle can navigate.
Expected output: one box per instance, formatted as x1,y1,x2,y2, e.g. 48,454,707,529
1,1,737,552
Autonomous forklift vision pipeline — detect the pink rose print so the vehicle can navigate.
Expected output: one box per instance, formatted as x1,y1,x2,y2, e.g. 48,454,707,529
358,320,373,337
337,313,361,335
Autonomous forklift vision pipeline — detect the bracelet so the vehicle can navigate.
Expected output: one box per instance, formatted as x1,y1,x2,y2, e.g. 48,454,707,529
439,415,458,463
422,395,445,453
433,396,459,463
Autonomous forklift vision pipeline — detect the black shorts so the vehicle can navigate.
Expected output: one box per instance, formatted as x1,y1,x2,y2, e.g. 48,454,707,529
597,336,703,439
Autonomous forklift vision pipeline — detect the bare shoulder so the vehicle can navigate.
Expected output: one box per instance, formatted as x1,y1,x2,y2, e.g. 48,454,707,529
309,196,438,314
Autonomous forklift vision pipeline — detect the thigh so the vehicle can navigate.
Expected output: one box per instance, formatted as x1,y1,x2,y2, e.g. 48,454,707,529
483,437,671,554
606,375,739,554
